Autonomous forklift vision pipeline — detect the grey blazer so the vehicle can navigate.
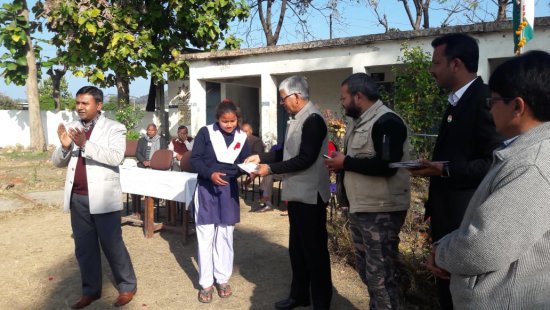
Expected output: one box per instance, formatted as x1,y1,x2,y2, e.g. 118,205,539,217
52,114,126,214
435,122,550,309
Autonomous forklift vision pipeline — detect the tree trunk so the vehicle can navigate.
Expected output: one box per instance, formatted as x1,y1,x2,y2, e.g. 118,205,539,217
146,78,156,112
258,0,286,46
496,0,508,21
401,0,416,30
422,0,430,29
156,83,170,144
116,75,130,107
47,68,66,112
22,2,46,151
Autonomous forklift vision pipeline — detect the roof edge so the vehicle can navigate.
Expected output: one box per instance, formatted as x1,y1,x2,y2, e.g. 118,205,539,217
179,16,550,61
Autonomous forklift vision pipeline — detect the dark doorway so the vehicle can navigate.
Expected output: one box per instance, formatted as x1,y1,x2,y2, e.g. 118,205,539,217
206,82,221,124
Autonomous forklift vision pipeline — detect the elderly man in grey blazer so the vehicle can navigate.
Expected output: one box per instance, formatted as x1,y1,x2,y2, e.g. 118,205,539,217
52,86,137,309
428,51,550,309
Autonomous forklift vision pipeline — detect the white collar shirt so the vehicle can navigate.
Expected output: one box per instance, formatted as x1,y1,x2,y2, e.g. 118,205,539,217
448,78,477,106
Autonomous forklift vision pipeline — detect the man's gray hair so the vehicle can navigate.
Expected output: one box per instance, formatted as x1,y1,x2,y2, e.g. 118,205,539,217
279,75,310,100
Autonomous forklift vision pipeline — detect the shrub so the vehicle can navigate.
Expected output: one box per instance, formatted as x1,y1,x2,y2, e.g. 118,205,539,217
382,43,447,159
115,104,144,140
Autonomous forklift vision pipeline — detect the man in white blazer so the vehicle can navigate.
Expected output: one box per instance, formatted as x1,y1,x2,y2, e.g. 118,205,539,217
52,86,137,309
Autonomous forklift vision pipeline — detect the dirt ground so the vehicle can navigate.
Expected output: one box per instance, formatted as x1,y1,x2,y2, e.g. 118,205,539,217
0,149,368,310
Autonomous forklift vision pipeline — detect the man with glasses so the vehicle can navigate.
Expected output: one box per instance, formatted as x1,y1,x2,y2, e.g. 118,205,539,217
247,75,332,309
409,33,503,309
428,50,550,309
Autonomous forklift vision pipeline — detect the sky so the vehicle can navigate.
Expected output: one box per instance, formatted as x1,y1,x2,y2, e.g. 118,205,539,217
1,0,549,101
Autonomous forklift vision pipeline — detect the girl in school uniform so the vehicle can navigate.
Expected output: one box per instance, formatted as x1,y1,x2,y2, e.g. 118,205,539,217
190,99,250,303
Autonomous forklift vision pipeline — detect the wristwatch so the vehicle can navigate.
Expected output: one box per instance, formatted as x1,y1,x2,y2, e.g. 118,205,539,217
441,163,451,178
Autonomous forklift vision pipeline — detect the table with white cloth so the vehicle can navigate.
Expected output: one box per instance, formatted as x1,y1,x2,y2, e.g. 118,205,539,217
119,166,197,239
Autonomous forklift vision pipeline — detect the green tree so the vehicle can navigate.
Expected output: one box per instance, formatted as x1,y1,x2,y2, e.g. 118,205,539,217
115,104,144,140
101,95,119,111
42,0,249,106
0,93,19,109
38,75,72,110
384,43,447,158
0,0,46,150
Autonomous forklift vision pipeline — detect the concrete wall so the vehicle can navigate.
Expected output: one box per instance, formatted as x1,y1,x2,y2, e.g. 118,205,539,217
0,109,183,148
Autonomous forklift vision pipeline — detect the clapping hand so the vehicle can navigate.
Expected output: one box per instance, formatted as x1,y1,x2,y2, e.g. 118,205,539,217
68,127,87,148
57,123,73,150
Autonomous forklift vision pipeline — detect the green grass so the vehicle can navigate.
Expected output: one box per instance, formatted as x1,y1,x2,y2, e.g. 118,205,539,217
0,149,51,161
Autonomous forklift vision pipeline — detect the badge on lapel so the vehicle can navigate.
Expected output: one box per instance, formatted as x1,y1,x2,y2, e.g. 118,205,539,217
447,115,453,123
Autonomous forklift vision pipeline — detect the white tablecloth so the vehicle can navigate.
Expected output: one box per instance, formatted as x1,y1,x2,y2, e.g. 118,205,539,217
120,166,197,208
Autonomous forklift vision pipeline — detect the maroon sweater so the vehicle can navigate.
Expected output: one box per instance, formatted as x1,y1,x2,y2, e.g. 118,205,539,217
171,137,193,155
72,126,94,195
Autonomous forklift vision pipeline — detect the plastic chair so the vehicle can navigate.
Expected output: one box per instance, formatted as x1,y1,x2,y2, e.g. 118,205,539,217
179,151,195,173
150,149,174,171
149,149,174,221
177,151,195,227
272,174,283,206
124,140,139,215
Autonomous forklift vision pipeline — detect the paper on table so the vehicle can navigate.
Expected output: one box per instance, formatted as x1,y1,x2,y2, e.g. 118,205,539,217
389,160,449,169
238,162,258,174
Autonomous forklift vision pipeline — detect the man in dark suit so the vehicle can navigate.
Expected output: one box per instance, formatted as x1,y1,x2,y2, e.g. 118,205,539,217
410,33,503,309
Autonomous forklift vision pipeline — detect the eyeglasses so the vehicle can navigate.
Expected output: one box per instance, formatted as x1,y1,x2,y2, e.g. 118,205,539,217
280,92,300,105
485,97,513,109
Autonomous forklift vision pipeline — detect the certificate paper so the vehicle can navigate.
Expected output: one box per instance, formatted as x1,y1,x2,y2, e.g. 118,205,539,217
238,163,258,174
389,160,448,169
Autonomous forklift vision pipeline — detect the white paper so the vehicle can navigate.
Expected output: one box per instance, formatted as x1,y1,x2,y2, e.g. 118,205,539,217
389,160,449,169
238,163,258,174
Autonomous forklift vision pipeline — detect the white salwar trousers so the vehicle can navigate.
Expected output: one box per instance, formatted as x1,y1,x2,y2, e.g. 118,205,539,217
194,194,235,289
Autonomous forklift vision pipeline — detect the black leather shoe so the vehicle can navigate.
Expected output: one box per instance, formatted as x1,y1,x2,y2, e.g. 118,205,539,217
274,298,311,309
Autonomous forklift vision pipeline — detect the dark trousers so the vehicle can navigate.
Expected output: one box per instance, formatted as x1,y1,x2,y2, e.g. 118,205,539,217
436,277,453,310
287,196,333,309
70,193,137,296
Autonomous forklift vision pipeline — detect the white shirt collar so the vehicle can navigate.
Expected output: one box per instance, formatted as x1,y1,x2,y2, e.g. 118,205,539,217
448,78,477,106
503,136,519,147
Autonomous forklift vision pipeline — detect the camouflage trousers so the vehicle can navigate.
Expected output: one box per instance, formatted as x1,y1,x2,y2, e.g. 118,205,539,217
349,211,407,310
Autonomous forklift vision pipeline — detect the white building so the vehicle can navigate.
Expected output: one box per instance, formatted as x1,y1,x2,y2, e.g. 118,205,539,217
170,17,550,147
